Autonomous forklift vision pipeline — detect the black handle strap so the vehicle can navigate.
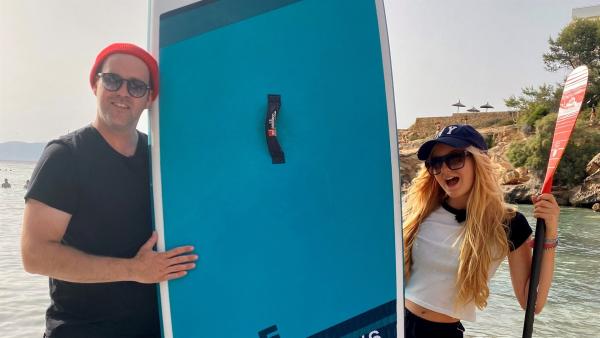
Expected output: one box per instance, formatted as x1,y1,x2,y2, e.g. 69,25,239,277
265,94,285,164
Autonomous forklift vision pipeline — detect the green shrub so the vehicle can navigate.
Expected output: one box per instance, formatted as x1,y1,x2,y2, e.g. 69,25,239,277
484,134,495,149
506,140,532,168
498,119,515,126
506,113,600,187
523,104,550,128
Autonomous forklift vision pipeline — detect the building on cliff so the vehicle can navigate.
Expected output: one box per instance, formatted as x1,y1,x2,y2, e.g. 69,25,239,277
572,5,600,20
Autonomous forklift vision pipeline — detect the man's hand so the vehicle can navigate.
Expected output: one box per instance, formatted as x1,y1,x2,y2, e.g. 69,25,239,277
22,199,198,283
131,231,198,283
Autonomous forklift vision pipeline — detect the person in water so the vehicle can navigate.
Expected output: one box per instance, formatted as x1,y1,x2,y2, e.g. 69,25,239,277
2,178,11,188
403,124,560,338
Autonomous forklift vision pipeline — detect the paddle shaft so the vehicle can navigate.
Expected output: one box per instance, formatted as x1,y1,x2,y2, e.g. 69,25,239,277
522,218,546,338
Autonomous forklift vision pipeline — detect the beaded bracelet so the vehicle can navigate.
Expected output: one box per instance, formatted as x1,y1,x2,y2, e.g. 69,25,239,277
527,237,559,250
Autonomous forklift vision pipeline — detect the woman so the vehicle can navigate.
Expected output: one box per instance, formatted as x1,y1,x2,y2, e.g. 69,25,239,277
403,124,559,338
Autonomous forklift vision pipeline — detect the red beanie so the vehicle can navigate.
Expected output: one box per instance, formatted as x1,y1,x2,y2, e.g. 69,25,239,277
90,43,159,101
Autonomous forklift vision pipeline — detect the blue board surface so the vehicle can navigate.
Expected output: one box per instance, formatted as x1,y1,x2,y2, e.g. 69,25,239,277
153,0,400,336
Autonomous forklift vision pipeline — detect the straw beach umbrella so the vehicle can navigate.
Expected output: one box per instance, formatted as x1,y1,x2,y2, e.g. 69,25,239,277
480,102,494,112
452,99,466,113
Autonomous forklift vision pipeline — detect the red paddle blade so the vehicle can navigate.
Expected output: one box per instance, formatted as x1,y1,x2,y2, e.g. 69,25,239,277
541,65,589,194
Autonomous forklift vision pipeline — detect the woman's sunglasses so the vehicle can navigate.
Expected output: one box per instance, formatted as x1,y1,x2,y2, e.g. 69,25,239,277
97,73,150,98
425,150,472,175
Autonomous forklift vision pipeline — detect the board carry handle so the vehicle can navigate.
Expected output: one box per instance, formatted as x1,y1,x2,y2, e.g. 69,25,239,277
265,94,285,164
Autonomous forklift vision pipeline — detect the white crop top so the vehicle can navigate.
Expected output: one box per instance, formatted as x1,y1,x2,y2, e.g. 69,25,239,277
404,206,503,322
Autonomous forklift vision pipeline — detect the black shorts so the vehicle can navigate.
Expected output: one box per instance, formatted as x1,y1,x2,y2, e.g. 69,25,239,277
404,308,465,338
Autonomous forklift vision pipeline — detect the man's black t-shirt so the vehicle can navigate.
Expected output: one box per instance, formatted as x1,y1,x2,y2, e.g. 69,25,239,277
26,125,160,338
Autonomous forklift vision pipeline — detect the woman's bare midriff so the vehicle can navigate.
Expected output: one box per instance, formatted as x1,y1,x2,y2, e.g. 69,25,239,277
405,300,460,323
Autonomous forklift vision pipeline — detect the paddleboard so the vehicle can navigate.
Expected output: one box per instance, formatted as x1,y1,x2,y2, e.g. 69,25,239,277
148,1,403,337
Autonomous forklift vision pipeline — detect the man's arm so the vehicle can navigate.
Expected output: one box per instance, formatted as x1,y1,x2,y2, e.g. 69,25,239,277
21,198,197,283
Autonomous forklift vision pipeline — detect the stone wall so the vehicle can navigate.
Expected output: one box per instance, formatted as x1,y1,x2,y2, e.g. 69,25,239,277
399,111,517,141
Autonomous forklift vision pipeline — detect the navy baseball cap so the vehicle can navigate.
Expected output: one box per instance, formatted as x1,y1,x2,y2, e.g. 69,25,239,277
417,124,487,160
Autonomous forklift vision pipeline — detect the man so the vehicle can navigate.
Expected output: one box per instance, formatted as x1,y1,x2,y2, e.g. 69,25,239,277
21,43,197,338
2,178,10,188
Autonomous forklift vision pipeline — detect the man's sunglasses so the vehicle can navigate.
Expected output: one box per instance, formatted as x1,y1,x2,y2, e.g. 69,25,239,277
97,73,150,98
425,150,472,175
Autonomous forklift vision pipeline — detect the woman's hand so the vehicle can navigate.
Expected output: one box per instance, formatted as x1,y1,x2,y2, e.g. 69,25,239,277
531,193,560,237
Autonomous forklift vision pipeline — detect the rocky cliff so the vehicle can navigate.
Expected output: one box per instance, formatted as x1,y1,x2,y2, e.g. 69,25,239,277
399,122,600,211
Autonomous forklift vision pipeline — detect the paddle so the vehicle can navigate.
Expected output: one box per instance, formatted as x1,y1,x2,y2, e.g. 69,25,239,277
522,65,589,338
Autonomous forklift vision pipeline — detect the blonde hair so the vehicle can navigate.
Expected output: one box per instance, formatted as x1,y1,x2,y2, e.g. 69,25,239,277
403,146,515,309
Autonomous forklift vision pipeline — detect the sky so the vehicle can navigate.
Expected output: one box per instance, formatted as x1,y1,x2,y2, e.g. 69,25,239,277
1,0,598,142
